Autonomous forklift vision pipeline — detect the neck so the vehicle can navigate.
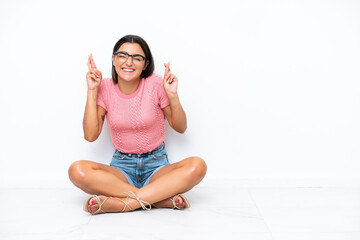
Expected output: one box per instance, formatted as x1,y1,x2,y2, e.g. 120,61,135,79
117,78,141,95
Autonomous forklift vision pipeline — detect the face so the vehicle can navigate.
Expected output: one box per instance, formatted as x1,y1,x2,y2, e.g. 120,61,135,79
112,42,149,83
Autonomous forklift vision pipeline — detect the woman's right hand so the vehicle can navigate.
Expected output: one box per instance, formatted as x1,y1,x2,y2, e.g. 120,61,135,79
86,54,102,91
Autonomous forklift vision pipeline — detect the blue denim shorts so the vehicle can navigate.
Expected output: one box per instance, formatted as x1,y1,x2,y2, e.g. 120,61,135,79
110,142,170,188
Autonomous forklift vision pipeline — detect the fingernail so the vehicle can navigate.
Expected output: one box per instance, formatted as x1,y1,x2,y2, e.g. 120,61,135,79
90,200,94,205
88,205,92,212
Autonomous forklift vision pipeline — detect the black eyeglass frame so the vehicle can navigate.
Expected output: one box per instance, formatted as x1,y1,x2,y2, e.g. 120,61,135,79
113,51,146,61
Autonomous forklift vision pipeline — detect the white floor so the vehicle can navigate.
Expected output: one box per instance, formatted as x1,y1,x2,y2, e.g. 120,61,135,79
1,181,360,240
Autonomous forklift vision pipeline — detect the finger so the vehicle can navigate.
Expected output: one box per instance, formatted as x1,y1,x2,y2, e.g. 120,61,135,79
88,72,101,81
163,64,168,77
95,69,102,78
163,73,170,85
163,62,171,76
89,69,101,78
90,54,98,70
171,74,177,80
90,70,99,78
86,73,91,81
87,73,96,80
163,62,169,70
89,69,99,77
87,55,92,70
167,74,173,83
164,72,172,83
169,76,174,84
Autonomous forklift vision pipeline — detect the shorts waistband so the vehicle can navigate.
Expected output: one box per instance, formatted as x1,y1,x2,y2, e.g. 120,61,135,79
115,142,165,157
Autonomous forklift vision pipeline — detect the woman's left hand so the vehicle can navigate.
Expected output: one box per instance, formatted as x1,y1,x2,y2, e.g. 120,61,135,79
163,62,178,98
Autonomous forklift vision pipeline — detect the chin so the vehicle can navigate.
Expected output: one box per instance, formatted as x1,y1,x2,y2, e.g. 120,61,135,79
118,75,141,82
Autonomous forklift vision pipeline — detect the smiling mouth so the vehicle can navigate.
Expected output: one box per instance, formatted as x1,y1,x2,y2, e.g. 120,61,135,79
122,68,135,72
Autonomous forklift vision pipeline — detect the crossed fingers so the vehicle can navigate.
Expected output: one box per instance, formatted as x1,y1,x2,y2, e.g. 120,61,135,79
163,62,176,84
87,54,98,70
87,54,101,79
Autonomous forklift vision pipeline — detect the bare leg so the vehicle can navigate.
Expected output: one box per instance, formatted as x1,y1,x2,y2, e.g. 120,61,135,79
135,156,207,204
69,157,207,213
68,160,138,197
146,156,206,208
85,157,206,213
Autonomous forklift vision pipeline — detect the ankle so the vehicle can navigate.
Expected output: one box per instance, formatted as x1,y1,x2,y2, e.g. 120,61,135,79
124,191,151,211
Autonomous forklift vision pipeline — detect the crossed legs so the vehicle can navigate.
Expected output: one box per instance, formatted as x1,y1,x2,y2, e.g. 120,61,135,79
68,156,207,213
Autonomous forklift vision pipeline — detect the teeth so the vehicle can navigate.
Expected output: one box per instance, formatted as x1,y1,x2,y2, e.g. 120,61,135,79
123,68,134,72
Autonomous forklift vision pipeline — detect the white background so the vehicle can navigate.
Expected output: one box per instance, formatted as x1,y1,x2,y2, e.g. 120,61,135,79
0,0,359,187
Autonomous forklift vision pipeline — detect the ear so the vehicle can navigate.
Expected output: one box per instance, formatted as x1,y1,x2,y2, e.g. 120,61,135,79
143,60,149,70
112,55,115,66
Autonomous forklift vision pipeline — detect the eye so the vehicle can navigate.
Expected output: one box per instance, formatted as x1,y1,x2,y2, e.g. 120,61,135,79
118,54,127,58
133,56,143,62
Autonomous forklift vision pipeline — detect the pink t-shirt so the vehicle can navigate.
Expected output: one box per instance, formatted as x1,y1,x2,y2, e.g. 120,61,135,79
97,74,170,154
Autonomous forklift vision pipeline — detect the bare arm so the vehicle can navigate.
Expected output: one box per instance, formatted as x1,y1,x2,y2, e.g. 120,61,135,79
83,92,106,141
82,54,106,142
162,97,187,134
162,62,187,134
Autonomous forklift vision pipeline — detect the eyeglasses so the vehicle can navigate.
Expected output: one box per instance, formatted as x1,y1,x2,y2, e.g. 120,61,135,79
113,51,145,64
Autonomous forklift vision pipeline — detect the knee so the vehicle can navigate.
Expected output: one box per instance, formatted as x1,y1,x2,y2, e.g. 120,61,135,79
187,157,207,180
68,160,89,185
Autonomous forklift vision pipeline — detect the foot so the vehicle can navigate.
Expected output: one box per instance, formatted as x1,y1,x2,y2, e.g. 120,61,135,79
153,195,186,209
87,195,132,214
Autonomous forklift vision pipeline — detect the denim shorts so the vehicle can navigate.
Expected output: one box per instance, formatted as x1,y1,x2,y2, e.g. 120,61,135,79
110,142,170,188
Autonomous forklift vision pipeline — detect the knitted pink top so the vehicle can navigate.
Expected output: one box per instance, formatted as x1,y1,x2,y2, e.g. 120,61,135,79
97,74,170,154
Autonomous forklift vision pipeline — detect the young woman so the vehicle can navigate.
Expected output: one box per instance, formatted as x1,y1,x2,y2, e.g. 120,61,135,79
68,35,207,214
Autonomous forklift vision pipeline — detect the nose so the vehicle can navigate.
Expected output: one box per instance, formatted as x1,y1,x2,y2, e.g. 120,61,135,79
125,56,134,65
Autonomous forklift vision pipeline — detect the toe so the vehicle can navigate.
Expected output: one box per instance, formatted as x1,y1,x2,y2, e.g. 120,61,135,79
90,203,99,213
176,196,185,209
88,197,100,213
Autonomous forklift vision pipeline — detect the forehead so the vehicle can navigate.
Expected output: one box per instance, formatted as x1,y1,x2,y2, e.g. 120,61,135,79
117,42,144,55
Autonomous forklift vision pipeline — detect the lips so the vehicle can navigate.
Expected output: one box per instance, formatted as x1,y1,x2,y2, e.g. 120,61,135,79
122,68,135,72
